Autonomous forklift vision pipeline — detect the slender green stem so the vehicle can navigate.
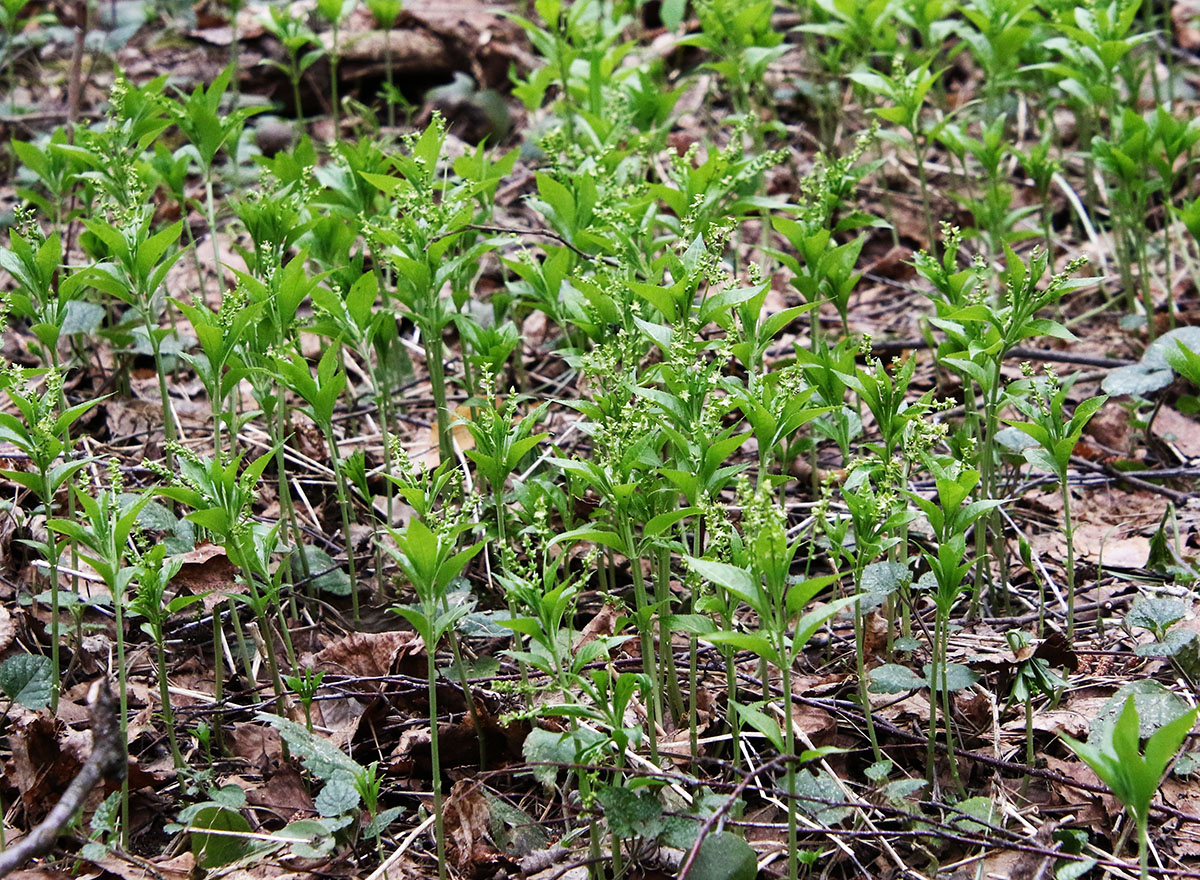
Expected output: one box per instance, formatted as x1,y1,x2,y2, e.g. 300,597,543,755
620,518,659,763
329,22,340,134
425,328,453,464
657,546,684,726
781,649,798,880
428,643,447,880
326,433,359,623
1138,814,1149,880
853,562,882,764
939,610,964,795
204,170,221,298
384,26,395,128
114,577,130,847
155,634,184,770
1062,474,1077,641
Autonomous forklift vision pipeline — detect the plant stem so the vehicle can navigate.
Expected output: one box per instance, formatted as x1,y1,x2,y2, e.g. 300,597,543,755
425,328,454,465
326,433,360,623
155,633,184,770
113,576,130,847
428,641,448,880
621,518,659,763
1062,473,1077,641
204,169,222,298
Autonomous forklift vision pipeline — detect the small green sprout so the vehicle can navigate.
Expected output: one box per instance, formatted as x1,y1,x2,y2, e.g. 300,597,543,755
1061,696,1198,880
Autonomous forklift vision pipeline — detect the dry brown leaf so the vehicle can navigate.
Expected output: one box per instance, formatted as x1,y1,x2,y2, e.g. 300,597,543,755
247,764,315,825
309,630,420,679
230,721,284,772
444,780,505,876
1072,522,1150,567
170,543,240,615
91,852,194,880
1152,407,1200,459
4,710,87,822
0,603,13,653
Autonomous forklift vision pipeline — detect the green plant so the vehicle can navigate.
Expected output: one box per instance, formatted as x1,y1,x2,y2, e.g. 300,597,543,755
906,458,999,787
849,57,945,250
127,543,193,769
1005,630,1067,772
0,217,91,370
504,0,635,143
0,0,31,113
386,517,482,880
364,0,405,127
168,64,264,295
174,291,264,457
11,130,79,234
459,396,549,559
79,210,186,453
273,345,361,620
0,369,99,711
260,5,325,121
688,484,852,880
920,241,1090,609
283,667,326,732
1004,369,1107,639
48,477,151,845
153,446,296,716
363,115,495,464
1061,697,1198,880
315,0,355,134
678,0,788,119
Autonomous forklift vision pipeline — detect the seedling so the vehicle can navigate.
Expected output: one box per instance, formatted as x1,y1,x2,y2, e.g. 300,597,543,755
1004,369,1107,639
688,484,852,880
260,5,325,121
0,369,100,710
1061,697,1198,880
386,517,482,880
127,544,193,769
48,478,151,845
284,667,326,732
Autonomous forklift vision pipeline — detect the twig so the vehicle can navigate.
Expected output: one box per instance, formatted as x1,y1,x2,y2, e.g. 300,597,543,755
0,680,126,878
64,1,87,141
866,336,1135,368
677,753,788,879
431,223,621,266
1069,454,1194,504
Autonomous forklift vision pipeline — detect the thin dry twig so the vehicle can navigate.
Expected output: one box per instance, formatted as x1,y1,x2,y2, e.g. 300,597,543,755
0,680,126,879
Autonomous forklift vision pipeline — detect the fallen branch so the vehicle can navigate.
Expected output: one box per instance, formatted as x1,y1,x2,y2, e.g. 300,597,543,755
0,680,126,879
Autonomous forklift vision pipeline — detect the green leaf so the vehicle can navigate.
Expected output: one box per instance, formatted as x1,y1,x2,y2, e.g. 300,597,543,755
883,777,927,800
869,663,926,693
795,767,852,823
1103,327,1200,395
1092,680,1190,743
732,701,784,752
689,832,757,880
860,561,909,599
0,654,52,709
923,662,979,693
1126,595,1188,635
293,545,351,596
314,773,360,817
1056,857,1098,880
522,727,572,788
188,805,253,868
276,818,338,859
705,631,778,665
258,714,361,781
952,796,996,833
596,785,663,839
